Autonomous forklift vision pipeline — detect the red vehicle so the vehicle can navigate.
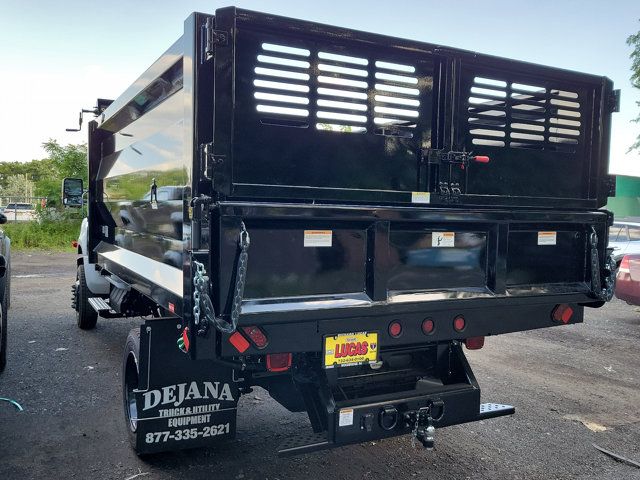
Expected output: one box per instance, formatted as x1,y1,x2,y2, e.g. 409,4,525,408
615,255,640,305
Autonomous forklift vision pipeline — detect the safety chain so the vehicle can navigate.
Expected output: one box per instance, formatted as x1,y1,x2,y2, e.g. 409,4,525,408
192,222,250,335
589,226,616,302
410,407,422,449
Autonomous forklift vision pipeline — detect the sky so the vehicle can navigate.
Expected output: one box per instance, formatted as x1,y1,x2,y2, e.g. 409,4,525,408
1,0,640,176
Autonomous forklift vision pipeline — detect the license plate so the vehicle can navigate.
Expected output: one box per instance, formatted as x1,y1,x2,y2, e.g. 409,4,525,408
324,332,378,369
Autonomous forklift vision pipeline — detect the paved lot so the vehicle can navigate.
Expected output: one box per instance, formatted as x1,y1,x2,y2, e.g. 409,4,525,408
1,252,640,480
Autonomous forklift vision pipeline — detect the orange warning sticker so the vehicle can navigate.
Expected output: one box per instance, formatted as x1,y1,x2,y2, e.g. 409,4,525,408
304,230,332,247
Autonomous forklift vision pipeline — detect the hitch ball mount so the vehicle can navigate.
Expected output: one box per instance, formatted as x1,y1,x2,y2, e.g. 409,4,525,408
403,400,445,450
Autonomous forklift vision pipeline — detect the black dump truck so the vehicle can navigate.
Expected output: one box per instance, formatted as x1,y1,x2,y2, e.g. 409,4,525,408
65,7,619,455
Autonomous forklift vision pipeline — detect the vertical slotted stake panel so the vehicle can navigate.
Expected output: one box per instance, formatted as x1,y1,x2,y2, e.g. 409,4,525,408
211,8,613,209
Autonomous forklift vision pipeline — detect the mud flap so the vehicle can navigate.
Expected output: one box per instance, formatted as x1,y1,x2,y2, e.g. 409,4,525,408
133,318,239,454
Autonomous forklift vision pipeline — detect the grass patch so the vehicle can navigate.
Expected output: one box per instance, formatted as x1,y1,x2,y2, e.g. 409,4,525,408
3,219,82,251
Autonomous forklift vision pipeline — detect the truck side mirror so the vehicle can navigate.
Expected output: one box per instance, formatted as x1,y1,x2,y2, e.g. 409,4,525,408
62,178,84,208
0,213,6,225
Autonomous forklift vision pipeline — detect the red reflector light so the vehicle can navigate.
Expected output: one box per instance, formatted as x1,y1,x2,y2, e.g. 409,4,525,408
464,336,485,350
242,326,268,349
228,332,250,353
453,315,466,332
552,304,574,324
422,318,435,335
180,328,191,353
473,155,490,163
71,241,78,248
388,321,402,338
267,353,292,372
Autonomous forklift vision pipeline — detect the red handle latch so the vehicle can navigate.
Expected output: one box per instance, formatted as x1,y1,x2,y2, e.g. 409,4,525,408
473,155,490,163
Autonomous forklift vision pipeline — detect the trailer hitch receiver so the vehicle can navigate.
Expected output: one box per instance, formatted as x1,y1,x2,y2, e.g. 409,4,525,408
405,399,445,449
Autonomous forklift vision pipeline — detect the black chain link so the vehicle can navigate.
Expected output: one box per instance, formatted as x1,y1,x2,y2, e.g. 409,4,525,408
192,222,250,335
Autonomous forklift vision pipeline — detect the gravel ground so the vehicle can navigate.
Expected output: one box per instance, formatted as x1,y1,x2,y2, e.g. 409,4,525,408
1,252,640,480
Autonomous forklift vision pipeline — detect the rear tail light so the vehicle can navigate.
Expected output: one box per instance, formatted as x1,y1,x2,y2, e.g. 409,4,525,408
267,353,292,372
464,336,485,350
472,155,490,163
388,321,403,338
71,241,79,248
453,315,466,332
422,318,435,335
619,255,630,274
242,326,268,349
228,332,250,353
552,304,574,324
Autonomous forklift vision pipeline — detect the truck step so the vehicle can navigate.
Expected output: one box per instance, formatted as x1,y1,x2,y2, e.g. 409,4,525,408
88,297,112,314
478,403,515,420
277,431,329,456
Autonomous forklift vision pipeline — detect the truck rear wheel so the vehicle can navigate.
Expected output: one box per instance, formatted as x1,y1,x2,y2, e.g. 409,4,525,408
123,328,141,451
76,265,98,330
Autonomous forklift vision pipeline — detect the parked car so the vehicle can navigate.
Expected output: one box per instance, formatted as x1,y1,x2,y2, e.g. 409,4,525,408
0,212,11,372
615,254,640,305
608,219,640,265
2,202,35,221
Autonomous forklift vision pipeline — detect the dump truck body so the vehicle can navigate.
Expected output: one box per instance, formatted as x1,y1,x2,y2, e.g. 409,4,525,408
71,8,617,455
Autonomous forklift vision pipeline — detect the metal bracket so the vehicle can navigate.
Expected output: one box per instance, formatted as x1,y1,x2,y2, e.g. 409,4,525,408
426,149,490,203
603,175,616,198
199,142,224,179
203,17,229,61
609,89,621,113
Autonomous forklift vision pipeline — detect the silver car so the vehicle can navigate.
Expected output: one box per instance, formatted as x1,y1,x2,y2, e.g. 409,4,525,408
609,219,640,265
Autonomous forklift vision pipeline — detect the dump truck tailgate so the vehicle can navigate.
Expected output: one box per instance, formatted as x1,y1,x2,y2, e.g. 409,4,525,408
214,202,606,320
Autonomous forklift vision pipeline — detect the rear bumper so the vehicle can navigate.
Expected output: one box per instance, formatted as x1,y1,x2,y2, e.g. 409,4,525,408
278,401,514,456
276,342,514,456
220,299,585,356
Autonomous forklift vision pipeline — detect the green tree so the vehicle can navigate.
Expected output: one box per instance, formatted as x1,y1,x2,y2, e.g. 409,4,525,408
0,159,51,191
628,23,640,151
0,140,87,208
41,140,88,181
36,140,88,207
0,174,35,200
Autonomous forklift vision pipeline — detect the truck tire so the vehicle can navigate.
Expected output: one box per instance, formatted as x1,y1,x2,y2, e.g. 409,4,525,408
76,265,98,330
123,328,141,451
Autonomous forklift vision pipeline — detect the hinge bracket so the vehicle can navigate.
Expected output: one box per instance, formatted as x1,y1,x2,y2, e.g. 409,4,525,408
203,17,228,61
199,143,224,179
609,89,621,113
604,175,616,198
